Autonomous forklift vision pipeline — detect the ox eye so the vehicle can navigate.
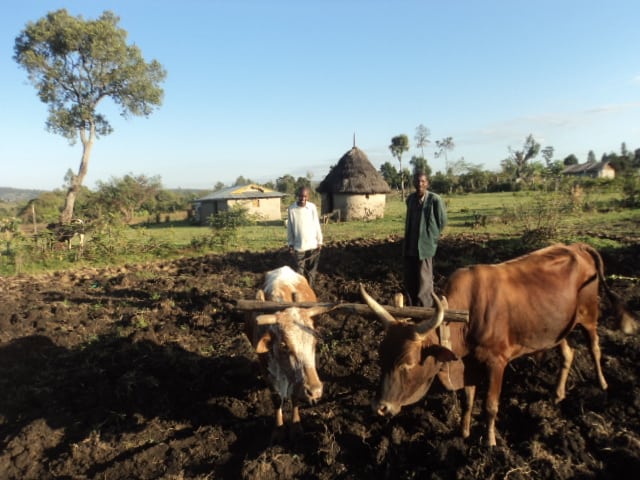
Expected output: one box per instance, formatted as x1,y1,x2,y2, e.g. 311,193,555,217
279,341,290,352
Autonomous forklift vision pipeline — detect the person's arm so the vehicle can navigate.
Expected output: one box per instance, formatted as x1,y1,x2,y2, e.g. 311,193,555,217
313,205,323,248
287,207,295,249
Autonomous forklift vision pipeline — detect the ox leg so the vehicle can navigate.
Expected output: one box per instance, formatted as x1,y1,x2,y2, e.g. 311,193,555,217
461,385,476,439
583,326,608,391
485,360,506,447
555,339,574,403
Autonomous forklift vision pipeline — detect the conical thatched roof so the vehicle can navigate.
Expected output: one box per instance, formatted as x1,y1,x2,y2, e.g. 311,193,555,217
316,147,391,194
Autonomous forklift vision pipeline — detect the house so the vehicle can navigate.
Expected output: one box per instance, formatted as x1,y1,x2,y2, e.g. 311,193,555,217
192,184,285,226
561,161,615,179
316,146,391,221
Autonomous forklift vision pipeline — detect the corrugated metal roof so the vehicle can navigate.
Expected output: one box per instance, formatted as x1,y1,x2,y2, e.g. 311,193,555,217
195,184,286,201
561,161,611,174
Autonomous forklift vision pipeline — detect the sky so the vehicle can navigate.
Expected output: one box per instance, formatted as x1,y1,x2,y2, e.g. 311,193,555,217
1,1,639,192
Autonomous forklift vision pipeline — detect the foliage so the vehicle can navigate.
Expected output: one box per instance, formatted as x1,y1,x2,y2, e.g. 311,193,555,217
389,134,410,199
93,174,163,223
206,205,255,251
414,124,431,158
13,9,166,222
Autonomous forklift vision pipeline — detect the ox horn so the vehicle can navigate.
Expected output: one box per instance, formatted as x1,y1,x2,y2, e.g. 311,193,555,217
306,305,333,318
415,292,446,336
256,314,277,325
359,283,397,329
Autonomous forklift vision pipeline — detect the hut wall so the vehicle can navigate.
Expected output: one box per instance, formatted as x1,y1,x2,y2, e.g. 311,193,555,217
197,198,281,225
227,198,282,221
328,193,386,221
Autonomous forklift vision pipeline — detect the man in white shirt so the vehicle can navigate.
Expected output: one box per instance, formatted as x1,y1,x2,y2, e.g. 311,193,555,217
287,186,323,289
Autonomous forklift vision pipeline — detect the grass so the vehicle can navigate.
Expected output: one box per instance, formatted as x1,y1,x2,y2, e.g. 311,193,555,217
1,189,638,276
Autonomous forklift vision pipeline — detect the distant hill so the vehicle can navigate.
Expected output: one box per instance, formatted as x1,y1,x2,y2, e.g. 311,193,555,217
0,187,46,203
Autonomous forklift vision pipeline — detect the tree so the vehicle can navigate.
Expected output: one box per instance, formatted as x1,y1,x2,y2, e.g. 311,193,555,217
414,124,431,159
389,134,410,200
541,146,554,168
409,156,431,177
434,137,455,172
379,162,400,190
14,9,166,224
563,154,579,166
94,174,162,223
276,174,296,194
587,150,597,163
508,134,540,182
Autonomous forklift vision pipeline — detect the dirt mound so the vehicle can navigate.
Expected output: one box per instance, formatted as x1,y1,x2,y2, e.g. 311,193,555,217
0,236,639,479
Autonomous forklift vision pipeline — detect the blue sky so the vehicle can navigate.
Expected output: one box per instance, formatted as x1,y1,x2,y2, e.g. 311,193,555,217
1,0,639,191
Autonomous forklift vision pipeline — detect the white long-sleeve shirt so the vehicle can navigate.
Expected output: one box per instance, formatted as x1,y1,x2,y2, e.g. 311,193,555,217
287,201,323,252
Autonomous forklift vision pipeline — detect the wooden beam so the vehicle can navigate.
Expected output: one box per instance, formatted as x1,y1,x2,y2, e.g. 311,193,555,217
235,299,468,323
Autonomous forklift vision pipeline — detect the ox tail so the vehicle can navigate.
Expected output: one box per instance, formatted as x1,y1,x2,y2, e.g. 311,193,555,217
582,244,638,335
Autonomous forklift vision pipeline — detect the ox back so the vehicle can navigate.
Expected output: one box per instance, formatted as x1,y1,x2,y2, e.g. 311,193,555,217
244,265,329,437
364,242,637,447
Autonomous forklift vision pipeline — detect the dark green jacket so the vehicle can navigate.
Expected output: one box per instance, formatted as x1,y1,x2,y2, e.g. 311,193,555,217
403,191,447,259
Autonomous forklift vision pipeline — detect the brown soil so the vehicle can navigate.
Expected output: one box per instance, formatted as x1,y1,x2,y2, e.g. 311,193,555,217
0,235,639,479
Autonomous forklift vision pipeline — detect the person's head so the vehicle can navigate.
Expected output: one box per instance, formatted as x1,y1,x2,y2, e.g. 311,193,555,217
413,171,429,197
296,187,310,206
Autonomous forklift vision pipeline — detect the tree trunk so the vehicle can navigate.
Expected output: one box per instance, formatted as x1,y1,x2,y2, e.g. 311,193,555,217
60,125,95,224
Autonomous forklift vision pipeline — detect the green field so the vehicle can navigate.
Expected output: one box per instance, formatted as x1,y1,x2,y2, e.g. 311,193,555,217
1,189,638,276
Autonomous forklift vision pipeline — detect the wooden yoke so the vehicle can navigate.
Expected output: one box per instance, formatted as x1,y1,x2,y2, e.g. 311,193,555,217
235,299,469,323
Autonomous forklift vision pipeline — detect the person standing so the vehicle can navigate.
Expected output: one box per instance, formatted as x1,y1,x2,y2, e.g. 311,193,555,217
287,186,323,288
403,171,447,307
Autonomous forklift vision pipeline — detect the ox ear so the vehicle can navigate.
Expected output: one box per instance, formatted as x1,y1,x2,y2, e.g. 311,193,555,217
421,344,458,364
256,331,273,354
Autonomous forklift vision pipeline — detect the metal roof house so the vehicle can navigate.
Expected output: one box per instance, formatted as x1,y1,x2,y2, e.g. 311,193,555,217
192,184,286,226
561,161,615,179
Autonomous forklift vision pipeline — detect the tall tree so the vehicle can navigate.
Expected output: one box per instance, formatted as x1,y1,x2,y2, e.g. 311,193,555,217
409,155,431,177
587,150,597,163
414,124,431,159
389,134,410,200
435,137,455,173
508,134,540,182
14,9,166,223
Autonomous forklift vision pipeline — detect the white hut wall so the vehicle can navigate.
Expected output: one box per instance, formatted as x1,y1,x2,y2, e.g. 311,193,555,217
332,193,386,221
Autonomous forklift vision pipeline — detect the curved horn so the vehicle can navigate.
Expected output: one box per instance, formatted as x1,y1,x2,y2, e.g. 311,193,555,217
415,292,446,336
256,314,277,325
306,305,333,318
255,289,265,301
360,283,397,329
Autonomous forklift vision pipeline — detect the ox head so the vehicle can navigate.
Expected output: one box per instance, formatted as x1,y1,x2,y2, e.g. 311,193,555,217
360,285,457,417
254,305,330,404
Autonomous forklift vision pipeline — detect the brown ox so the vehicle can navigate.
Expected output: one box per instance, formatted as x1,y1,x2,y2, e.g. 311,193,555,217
361,242,637,446
244,265,330,435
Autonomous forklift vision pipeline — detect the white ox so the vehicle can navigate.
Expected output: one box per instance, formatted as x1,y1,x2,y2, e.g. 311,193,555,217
244,266,330,435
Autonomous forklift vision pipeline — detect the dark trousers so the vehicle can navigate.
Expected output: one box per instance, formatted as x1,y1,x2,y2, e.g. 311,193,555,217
403,256,434,307
293,249,320,289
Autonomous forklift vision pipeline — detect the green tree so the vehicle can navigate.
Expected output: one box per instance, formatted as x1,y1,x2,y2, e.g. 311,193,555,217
587,150,597,163
508,134,540,183
389,134,410,200
563,154,579,166
94,174,162,223
414,124,431,159
435,137,455,173
14,9,166,224
276,174,296,194
409,156,431,177
379,162,400,190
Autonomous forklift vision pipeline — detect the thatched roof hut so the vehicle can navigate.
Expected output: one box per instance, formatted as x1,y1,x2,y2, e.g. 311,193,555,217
316,146,391,221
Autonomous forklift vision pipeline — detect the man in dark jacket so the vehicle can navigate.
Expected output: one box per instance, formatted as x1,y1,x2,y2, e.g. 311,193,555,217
403,171,447,307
